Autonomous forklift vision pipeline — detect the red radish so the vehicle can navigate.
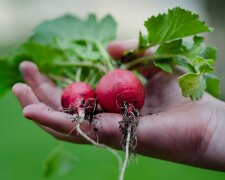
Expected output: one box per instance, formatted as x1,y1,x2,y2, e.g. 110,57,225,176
61,82,122,169
96,69,145,113
61,82,96,115
96,69,145,180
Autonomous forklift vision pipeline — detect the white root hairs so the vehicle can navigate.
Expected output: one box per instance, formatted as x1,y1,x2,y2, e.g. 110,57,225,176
118,102,139,180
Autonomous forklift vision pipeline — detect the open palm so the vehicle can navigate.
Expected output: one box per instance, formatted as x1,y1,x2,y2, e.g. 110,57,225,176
13,40,225,171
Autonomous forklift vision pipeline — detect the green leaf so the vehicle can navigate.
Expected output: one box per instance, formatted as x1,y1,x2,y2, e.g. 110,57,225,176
138,32,149,50
178,73,206,100
204,73,220,97
30,14,116,48
0,59,22,97
186,36,204,59
22,42,66,63
156,39,185,55
43,145,78,178
26,14,116,84
152,34,218,100
200,47,217,60
199,62,214,73
30,15,83,46
143,7,212,46
191,56,214,73
21,42,71,76
153,60,173,73
97,15,117,44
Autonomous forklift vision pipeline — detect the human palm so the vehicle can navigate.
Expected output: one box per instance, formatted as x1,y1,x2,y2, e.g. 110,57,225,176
13,40,225,171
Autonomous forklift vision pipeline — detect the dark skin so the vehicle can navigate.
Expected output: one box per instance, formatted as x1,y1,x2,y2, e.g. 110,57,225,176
12,40,225,171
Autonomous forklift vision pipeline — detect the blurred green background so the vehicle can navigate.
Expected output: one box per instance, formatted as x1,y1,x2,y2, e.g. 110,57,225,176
0,0,225,179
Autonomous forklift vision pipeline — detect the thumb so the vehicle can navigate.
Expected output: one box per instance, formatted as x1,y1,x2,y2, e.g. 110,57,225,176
107,39,159,78
107,39,138,59
107,39,153,59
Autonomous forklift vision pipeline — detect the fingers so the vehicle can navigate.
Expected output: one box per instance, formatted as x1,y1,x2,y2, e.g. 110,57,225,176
21,98,217,170
107,39,152,59
40,125,83,144
23,103,75,134
12,83,83,144
107,40,138,59
20,94,209,166
12,83,39,108
20,61,62,110
23,103,122,147
11,83,76,142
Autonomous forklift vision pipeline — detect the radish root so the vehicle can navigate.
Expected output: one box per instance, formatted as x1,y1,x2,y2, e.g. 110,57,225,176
119,125,131,180
63,100,122,174
119,102,139,180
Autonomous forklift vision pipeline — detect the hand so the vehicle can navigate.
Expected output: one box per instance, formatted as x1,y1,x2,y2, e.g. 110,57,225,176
12,40,225,171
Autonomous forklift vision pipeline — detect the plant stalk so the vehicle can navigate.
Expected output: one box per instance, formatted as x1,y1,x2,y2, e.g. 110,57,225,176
53,61,107,74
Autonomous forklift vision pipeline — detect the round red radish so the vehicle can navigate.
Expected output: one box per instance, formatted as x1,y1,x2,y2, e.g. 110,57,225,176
61,82,95,111
96,69,145,113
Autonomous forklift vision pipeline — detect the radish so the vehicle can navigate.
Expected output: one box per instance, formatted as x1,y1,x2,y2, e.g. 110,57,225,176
61,82,96,121
96,69,145,113
96,69,145,180
61,82,122,173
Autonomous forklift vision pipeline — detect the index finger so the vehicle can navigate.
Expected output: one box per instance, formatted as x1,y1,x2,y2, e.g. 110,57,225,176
20,61,62,110
107,40,159,79
23,103,122,147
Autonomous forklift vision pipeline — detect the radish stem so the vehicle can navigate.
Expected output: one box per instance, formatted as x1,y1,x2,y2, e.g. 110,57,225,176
48,74,73,84
121,53,190,70
54,61,107,73
76,68,82,82
95,41,114,71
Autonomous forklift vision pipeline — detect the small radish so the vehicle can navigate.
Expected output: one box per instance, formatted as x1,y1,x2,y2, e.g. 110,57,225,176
96,69,145,113
96,69,145,180
61,82,122,171
61,82,96,119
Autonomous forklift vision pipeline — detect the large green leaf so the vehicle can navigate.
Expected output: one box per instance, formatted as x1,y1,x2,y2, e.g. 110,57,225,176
178,73,206,100
142,7,212,46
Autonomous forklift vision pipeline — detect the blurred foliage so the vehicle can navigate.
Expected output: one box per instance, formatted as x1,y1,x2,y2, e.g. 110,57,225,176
43,143,78,178
0,14,117,97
